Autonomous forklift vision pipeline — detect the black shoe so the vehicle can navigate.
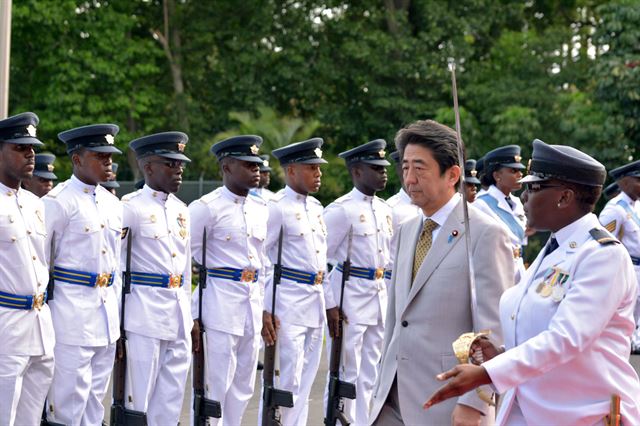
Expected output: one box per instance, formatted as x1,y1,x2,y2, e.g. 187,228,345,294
257,361,264,370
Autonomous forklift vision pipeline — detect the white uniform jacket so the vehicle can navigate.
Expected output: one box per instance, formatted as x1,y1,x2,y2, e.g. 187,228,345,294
324,188,392,325
189,186,267,336
600,191,640,266
483,213,640,425
121,185,192,340
252,187,276,202
43,176,122,346
474,185,526,277
0,182,54,356
264,186,327,328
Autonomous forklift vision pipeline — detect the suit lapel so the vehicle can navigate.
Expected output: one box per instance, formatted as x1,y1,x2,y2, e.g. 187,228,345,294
404,201,464,309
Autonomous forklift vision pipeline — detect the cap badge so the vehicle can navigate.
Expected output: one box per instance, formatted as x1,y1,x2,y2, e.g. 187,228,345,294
263,160,270,167
378,149,386,158
105,134,115,145
314,147,323,158
47,164,55,172
250,145,259,155
514,155,522,162
177,143,186,152
26,124,37,137
470,170,477,177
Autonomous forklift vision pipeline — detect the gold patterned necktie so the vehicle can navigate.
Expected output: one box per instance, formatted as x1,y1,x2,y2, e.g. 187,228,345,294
413,218,438,279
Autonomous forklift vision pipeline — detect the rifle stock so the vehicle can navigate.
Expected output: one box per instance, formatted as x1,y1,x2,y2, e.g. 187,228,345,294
324,227,356,426
193,229,222,424
262,227,293,426
110,230,147,425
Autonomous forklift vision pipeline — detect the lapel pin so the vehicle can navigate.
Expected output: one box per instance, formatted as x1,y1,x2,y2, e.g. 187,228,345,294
448,230,459,243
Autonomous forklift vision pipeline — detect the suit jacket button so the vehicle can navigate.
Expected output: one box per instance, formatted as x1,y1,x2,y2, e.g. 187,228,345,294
401,320,408,327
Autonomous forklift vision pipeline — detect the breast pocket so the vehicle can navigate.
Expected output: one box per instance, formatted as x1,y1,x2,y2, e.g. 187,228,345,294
353,223,377,240
286,221,309,240
0,223,29,267
211,226,248,246
67,219,102,262
251,225,267,242
139,223,169,241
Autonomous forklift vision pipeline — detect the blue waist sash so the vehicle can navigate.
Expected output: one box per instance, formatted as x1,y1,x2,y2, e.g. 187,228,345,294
0,290,47,310
131,271,183,288
207,267,259,283
53,266,114,288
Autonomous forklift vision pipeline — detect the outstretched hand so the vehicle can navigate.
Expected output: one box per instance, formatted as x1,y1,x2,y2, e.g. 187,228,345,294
423,364,492,410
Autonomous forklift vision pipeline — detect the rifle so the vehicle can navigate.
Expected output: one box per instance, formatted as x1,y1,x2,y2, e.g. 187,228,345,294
324,226,356,426
46,231,55,301
262,227,294,426
110,230,147,426
193,229,222,424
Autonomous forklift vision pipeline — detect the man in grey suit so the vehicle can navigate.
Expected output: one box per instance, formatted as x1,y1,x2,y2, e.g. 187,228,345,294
369,120,514,426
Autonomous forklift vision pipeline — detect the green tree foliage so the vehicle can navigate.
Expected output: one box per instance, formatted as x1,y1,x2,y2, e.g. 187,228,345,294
6,0,638,205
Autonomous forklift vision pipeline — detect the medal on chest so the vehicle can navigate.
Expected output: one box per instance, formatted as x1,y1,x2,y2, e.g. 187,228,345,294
177,213,188,239
535,266,570,301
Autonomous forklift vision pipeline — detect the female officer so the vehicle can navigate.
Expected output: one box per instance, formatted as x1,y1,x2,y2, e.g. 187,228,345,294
424,139,640,425
474,145,529,281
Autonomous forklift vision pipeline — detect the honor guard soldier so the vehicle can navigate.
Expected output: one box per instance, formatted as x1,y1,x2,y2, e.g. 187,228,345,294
22,153,58,197
260,138,328,425
474,145,528,282
0,112,55,426
475,156,490,195
189,135,268,425
44,124,123,425
464,159,481,203
101,162,120,195
121,132,193,423
600,160,640,353
323,139,393,424
253,154,276,201
386,150,420,272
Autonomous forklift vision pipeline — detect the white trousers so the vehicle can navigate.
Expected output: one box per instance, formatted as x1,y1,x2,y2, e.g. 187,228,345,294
0,353,54,426
258,322,323,426
125,332,191,426
204,315,260,426
48,342,116,426
324,320,384,426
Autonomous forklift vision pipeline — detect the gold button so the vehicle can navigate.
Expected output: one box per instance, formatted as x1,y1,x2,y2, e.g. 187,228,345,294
102,249,107,254
101,224,105,228
83,188,89,193
300,233,304,236
11,236,16,242
226,236,231,241
312,228,315,232
85,226,90,232
32,256,36,260
378,249,382,253
249,255,253,259
172,252,177,258
246,233,250,237
153,192,157,197
19,204,23,209
168,230,171,234
316,250,320,254
27,230,32,235
6,191,11,196
511,314,515,320
154,234,159,239
9,216,14,223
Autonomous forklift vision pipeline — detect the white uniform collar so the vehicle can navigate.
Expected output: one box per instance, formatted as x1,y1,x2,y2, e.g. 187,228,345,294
70,174,98,195
487,184,514,201
551,213,594,248
420,192,460,228
0,180,21,197
352,187,374,202
221,185,246,204
142,184,169,203
284,185,308,203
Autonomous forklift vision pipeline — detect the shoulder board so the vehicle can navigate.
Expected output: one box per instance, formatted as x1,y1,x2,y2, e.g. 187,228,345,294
198,188,222,205
168,193,187,206
589,228,620,245
45,181,69,199
121,189,143,202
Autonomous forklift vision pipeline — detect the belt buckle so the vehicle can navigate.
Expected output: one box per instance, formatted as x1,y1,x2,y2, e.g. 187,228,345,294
168,274,181,288
241,269,256,282
375,268,385,280
96,273,110,288
314,271,324,285
32,293,45,310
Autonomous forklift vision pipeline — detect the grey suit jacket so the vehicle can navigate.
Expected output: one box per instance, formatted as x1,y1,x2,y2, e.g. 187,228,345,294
369,200,514,425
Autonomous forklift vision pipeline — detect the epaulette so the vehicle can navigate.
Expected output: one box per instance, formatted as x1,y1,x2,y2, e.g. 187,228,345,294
45,181,69,199
121,189,143,202
198,189,222,205
168,193,187,206
589,228,620,245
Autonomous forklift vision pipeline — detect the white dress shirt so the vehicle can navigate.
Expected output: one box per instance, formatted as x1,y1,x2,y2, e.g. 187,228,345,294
43,175,122,346
121,185,192,340
0,182,54,356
